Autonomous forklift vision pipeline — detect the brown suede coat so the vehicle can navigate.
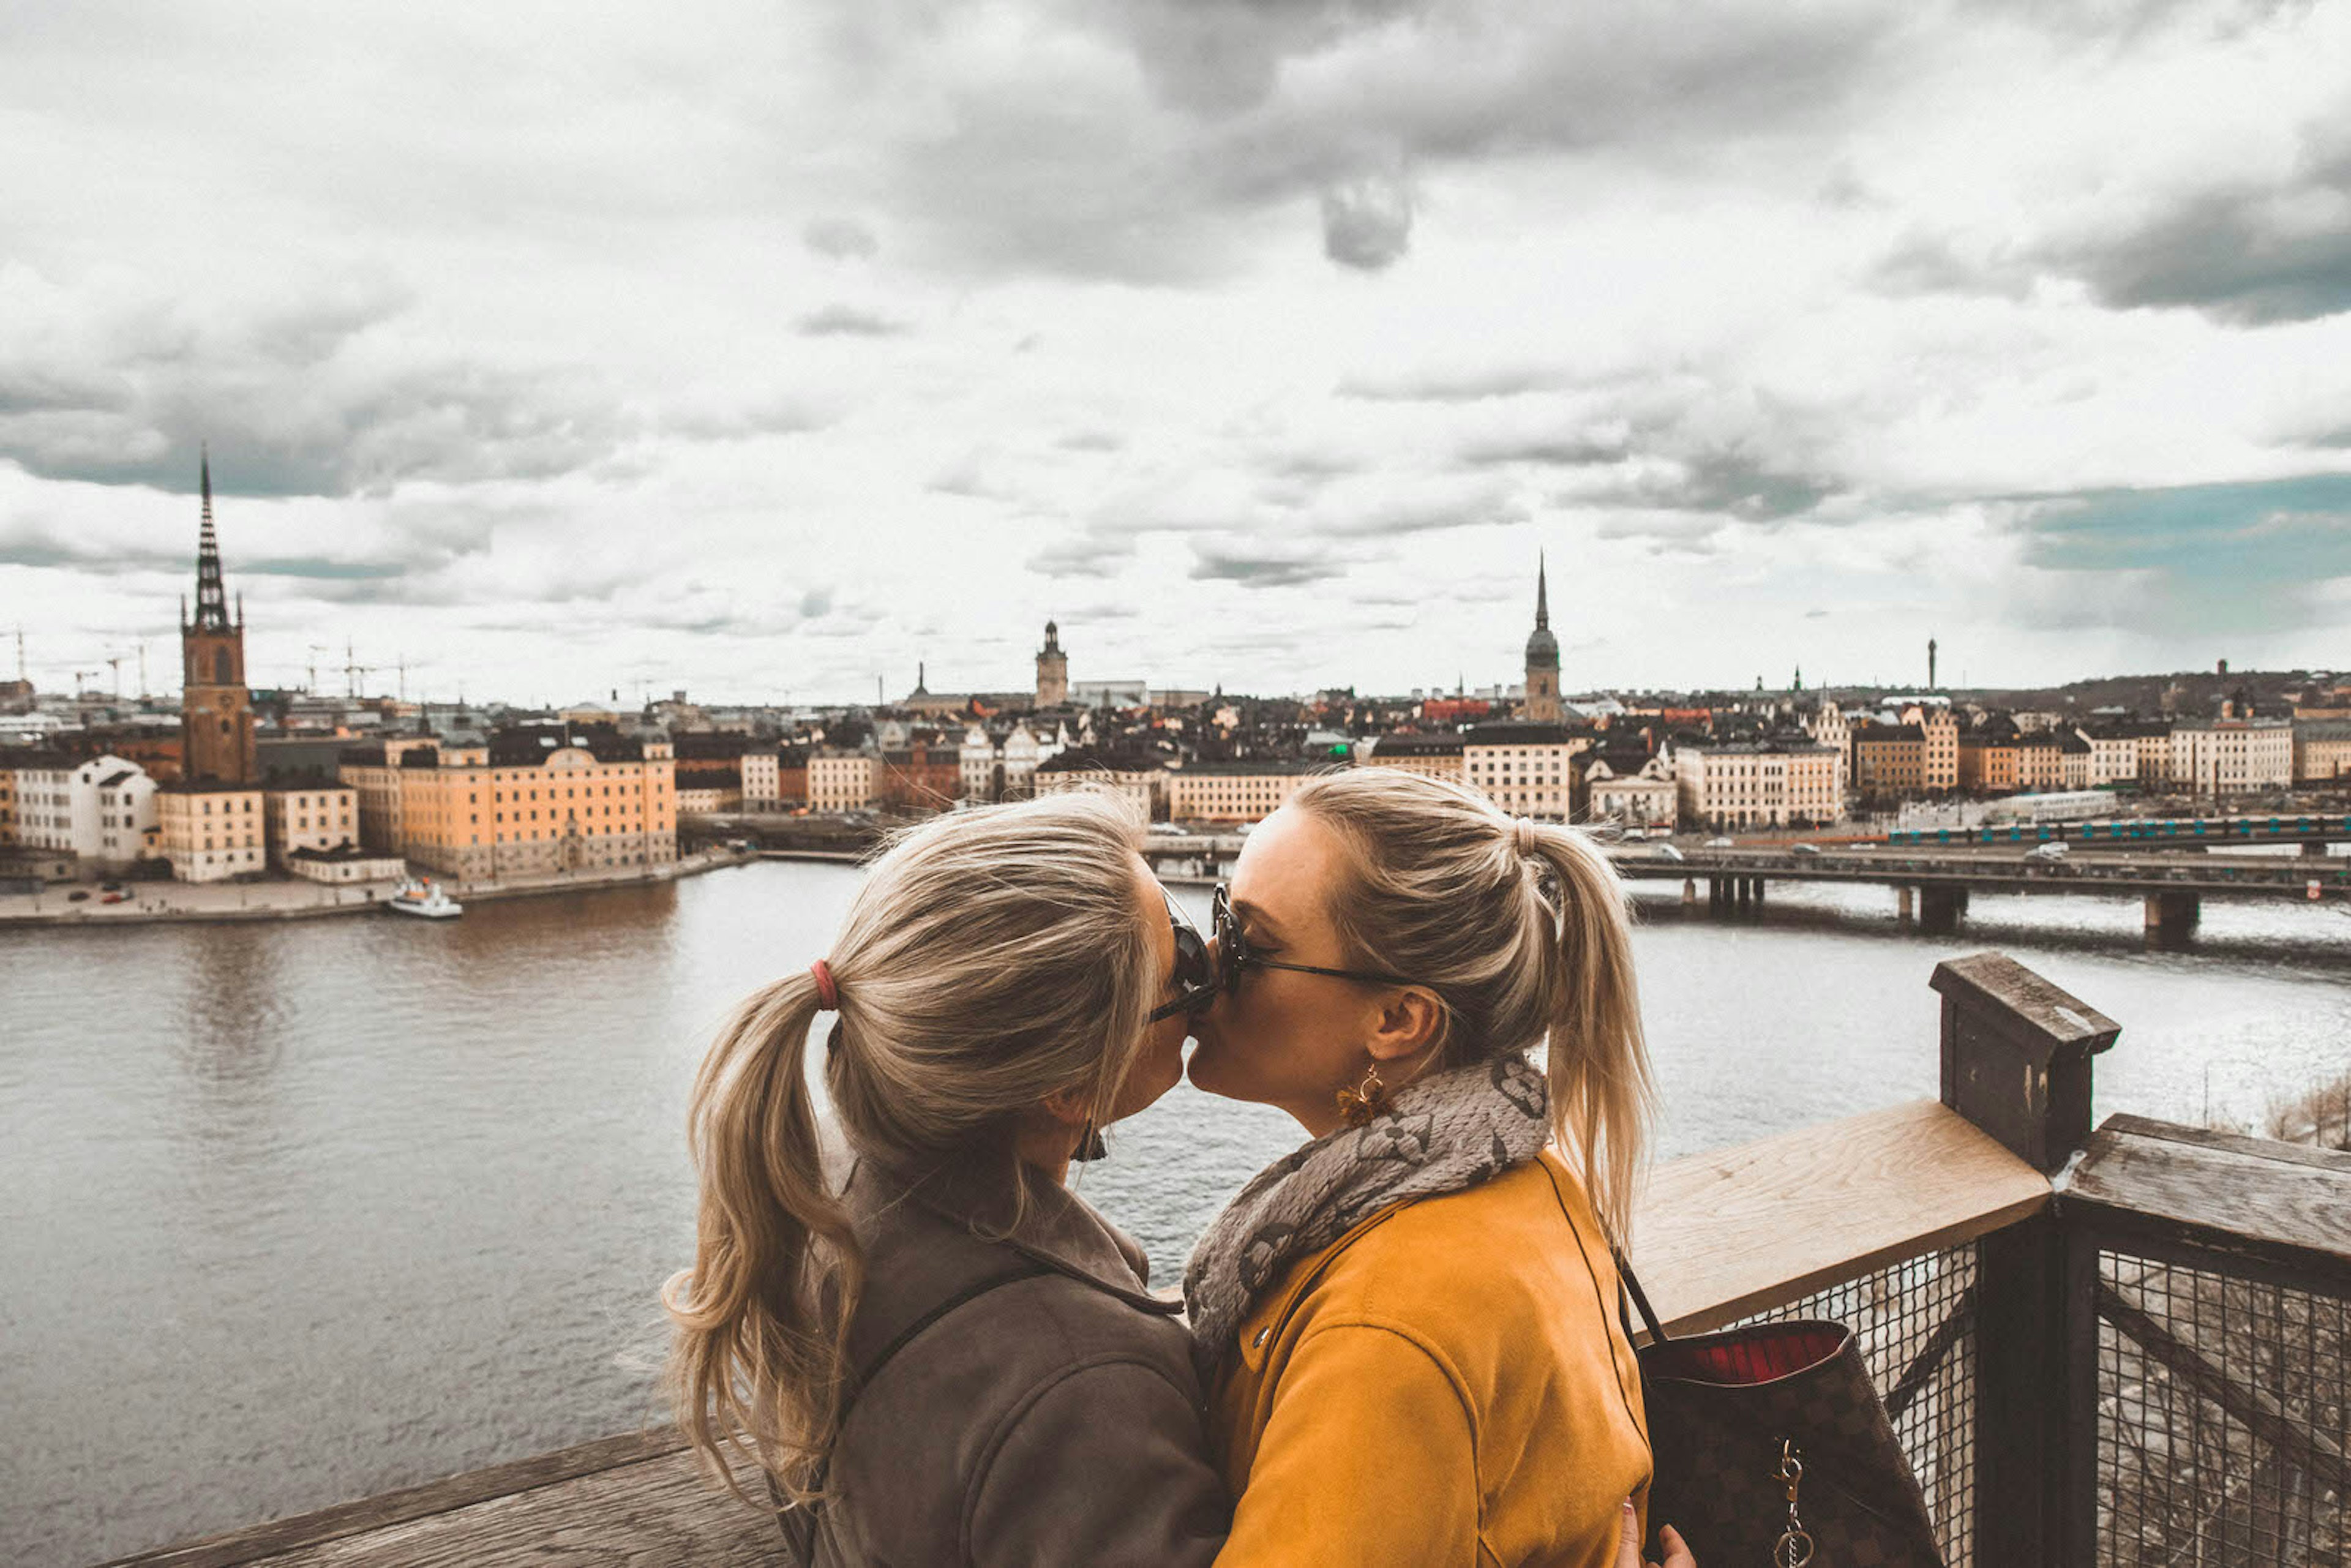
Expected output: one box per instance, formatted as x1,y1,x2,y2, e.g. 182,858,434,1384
800,1160,1229,1567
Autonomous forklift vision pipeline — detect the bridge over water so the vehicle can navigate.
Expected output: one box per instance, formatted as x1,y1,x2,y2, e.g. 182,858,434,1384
1614,844,2350,938
1881,809,2351,850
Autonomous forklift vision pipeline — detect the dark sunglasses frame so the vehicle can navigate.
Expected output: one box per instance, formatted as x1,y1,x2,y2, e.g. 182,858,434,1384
1211,884,1420,994
1147,885,1221,1022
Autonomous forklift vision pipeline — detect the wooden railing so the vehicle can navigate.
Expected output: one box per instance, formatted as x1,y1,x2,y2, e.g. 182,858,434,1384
100,953,2351,1568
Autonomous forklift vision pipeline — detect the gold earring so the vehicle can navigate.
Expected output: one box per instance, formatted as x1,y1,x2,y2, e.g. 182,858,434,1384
1335,1063,1390,1128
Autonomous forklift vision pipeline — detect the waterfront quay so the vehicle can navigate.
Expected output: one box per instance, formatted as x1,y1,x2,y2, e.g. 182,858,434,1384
0,848,745,928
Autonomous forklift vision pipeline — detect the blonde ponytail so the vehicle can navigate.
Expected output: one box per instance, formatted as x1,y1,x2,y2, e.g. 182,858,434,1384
662,790,1158,1504
662,972,856,1502
1518,825,1654,1242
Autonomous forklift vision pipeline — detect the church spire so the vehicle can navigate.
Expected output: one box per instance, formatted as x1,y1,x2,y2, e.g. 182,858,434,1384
190,445,231,633
1534,551,1550,631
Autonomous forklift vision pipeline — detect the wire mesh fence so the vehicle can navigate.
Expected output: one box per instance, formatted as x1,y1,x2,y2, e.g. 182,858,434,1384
2096,1250,2349,1567
1738,1242,1981,1567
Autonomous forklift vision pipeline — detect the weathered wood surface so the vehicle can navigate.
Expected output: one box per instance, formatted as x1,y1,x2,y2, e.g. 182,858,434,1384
1628,1097,2049,1335
98,1431,772,1568
105,1097,2049,1566
2066,1112,2351,1272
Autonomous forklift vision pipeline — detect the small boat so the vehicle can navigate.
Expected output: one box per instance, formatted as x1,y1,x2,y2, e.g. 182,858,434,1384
388,877,464,920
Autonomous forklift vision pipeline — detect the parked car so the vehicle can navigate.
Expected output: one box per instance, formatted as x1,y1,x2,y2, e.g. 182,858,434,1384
1652,843,1687,863
101,891,129,904
2027,841,2070,862
1791,842,1823,856
100,880,123,892
67,890,91,902
1705,836,1735,848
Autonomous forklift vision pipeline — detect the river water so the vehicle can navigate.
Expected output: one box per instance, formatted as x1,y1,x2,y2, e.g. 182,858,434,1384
5,861,2348,1566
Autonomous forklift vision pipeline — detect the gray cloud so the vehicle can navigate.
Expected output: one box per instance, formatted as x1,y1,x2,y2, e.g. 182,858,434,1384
0,277,629,499
1188,539,1349,587
860,2,1897,282
795,303,908,337
2054,163,2351,323
1879,128,2351,324
1029,531,1138,579
803,216,880,259
1320,171,1414,270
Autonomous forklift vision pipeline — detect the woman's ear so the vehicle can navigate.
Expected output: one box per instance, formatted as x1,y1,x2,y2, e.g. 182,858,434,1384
1365,988,1444,1064
1037,1085,1092,1130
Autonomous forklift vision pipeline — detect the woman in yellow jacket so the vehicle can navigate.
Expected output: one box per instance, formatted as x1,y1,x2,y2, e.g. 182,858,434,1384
1185,768,1693,1568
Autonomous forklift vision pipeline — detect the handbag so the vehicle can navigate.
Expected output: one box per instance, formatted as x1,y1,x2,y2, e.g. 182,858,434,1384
1614,1251,1945,1567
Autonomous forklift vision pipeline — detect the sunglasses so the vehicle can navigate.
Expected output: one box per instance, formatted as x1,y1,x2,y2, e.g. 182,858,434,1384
1147,885,1221,1022
1209,883,1420,995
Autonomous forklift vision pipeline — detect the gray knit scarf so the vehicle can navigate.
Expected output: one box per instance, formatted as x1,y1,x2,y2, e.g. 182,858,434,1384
1182,1054,1551,1364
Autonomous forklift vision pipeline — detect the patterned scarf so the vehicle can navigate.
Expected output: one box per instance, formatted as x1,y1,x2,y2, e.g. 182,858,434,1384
1182,1054,1551,1365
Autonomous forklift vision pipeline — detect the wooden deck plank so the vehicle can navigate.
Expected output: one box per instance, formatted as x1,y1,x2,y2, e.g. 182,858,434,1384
2066,1116,2351,1270
100,1439,770,1568
1627,1097,2052,1334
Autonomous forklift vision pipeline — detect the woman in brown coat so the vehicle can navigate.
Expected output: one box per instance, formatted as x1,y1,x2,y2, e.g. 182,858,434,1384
1186,768,1695,1568
664,791,1229,1566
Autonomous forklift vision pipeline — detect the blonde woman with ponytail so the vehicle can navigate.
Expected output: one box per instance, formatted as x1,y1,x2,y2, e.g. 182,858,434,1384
664,790,1229,1567
1184,768,1695,1568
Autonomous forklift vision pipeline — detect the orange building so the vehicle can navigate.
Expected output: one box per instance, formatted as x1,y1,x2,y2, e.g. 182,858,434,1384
343,726,677,883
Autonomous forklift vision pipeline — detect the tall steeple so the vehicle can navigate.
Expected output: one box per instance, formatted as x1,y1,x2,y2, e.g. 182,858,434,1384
190,446,232,633
1522,551,1562,724
179,448,258,785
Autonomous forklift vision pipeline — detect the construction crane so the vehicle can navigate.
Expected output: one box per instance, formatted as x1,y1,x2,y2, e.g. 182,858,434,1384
105,654,125,700
342,640,375,702
72,669,99,699
308,644,330,693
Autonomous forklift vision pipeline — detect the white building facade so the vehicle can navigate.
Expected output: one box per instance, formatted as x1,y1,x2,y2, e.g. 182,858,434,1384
12,753,160,868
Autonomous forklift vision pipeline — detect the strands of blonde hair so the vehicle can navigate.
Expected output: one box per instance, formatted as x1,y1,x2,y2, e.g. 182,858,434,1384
661,790,1157,1504
1291,768,1655,1242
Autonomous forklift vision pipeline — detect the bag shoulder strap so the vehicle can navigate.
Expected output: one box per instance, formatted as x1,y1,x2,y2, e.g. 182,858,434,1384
849,1258,1051,1404
1610,1244,1671,1346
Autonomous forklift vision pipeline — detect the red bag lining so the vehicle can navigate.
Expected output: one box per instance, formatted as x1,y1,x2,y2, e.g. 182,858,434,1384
1648,1325,1846,1386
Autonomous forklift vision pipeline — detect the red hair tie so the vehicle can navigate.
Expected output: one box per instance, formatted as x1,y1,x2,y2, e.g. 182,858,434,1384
809,960,839,1012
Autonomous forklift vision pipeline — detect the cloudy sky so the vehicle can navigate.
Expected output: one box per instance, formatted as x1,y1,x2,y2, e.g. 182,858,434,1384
3,0,2347,705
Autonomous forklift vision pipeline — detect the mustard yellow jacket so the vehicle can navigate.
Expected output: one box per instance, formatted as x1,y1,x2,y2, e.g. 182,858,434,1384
1209,1149,1651,1568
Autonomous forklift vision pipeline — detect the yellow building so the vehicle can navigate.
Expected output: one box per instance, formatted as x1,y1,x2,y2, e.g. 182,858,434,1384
1852,724,1926,797
1463,722,1592,822
1905,705,1960,792
2295,721,2351,784
1168,762,1321,824
1033,749,1168,820
340,727,678,882
2172,718,2292,797
340,735,439,853
1674,740,1842,830
264,786,359,868
809,750,879,812
0,763,16,846
1361,733,1466,783
158,784,269,882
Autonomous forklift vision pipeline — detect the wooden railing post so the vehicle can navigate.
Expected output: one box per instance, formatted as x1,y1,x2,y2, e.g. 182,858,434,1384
1930,952,2118,1568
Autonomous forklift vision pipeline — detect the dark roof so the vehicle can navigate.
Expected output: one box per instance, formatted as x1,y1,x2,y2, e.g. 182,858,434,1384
1177,759,1329,776
1368,733,1466,757
97,770,134,789
486,722,648,767
1037,746,1164,775
339,743,388,766
1855,724,1925,745
0,749,80,771
1463,722,1592,748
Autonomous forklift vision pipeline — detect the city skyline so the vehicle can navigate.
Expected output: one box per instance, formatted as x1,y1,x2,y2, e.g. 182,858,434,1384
3,2,2349,702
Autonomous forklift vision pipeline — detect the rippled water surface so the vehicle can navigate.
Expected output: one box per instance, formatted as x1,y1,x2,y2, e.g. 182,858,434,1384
5,862,2348,1565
